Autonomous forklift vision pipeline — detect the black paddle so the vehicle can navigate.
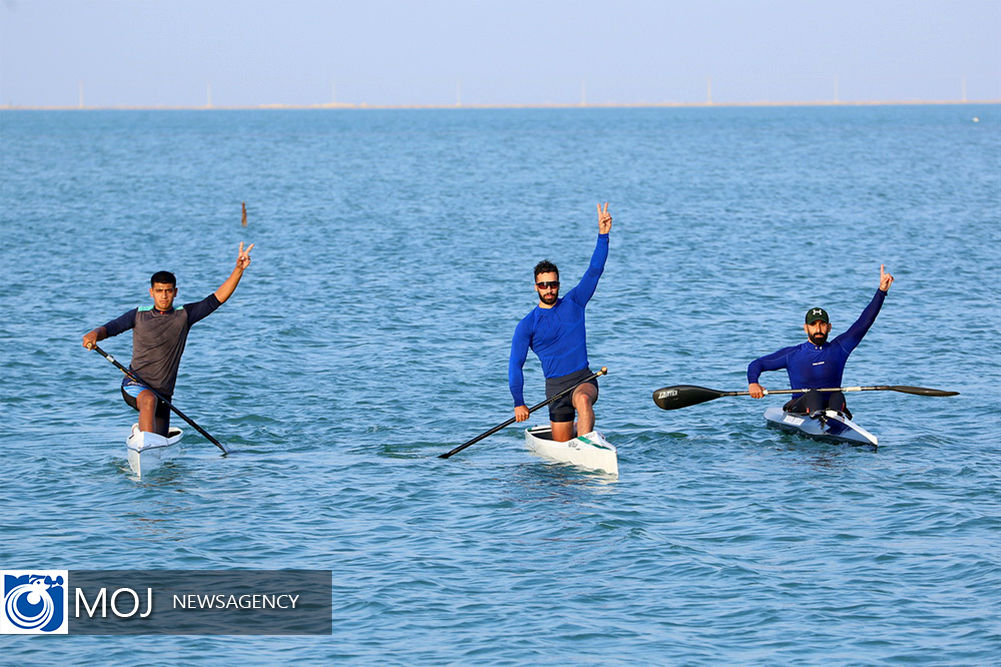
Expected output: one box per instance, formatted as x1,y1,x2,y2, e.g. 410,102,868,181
91,345,229,454
653,383,959,411
439,367,608,459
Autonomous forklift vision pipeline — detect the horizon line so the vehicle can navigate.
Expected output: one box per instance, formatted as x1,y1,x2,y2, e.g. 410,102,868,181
2,99,999,111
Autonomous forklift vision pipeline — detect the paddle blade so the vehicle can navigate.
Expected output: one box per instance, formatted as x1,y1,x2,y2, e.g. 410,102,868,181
889,385,960,397
653,385,724,410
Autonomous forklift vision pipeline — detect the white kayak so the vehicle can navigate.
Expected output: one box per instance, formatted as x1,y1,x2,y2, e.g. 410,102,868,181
764,406,878,447
525,425,618,475
126,424,183,476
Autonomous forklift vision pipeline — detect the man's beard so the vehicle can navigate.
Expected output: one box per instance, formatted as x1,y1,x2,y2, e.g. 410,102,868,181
540,292,558,305
809,331,828,345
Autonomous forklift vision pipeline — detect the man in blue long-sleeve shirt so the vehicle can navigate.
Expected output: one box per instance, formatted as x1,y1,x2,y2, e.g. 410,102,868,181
509,203,612,442
747,265,895,415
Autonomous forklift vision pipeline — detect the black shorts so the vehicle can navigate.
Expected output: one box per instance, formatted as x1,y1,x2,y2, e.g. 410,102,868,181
545,367,599,422
783,390,849,418
121,385,173,436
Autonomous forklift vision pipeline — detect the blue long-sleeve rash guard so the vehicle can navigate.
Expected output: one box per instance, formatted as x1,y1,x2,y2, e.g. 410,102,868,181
508,233,609,406
747,289,887,396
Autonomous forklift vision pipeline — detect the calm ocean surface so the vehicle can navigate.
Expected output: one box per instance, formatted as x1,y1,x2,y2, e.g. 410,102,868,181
1,106,999,664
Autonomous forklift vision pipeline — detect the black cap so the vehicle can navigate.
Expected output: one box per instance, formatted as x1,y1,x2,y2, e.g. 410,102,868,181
805,307,829,324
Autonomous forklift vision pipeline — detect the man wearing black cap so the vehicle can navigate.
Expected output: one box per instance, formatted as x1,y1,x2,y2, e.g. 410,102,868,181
746,265,894,416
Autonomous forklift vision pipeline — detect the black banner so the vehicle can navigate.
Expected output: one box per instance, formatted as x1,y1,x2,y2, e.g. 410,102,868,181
68,570,331,635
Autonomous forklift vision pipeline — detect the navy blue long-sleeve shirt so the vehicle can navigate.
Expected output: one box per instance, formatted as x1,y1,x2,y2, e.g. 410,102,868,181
508,233,609,406
747,289,887,396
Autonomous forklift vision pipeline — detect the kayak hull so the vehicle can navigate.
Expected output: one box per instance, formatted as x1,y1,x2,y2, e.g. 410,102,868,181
764,407,877,446
525,425,618,475
126,424,183,477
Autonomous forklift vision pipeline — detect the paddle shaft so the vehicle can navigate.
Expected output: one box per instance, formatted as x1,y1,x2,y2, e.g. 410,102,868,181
654,382,959,410
439,367,607,459
92,345,229,454
721,386,954,397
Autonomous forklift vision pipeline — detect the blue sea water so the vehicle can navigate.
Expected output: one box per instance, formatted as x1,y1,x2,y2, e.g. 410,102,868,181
1,106,999,664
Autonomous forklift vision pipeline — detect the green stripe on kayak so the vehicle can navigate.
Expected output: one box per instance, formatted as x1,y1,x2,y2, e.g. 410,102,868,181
577,435,612,450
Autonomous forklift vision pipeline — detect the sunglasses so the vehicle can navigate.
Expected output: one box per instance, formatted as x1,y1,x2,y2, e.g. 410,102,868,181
536,281,560,289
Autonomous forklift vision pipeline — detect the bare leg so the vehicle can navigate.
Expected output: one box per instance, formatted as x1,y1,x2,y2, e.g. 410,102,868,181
550,384,598,441
137,389,157,433
572,384,598,435
550,420,575,442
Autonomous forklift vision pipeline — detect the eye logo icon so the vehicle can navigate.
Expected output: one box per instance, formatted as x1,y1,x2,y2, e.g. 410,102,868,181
1,570,68,634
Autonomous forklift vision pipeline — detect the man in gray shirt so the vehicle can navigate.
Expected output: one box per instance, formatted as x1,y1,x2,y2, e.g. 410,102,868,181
83,242,254,436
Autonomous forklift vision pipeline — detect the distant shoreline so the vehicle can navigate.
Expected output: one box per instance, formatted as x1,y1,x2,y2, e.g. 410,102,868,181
1,99,998,111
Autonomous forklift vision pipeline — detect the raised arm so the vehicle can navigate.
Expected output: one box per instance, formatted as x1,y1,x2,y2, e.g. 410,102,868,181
566,203,612,307
835,264,893,353
214,242,254,304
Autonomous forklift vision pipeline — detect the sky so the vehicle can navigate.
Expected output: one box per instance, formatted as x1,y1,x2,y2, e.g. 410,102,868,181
1,0,999,107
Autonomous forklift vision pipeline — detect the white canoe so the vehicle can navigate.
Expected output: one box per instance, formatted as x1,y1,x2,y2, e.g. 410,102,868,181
525,425,618,475
764,406,878,447
126,424,183,477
